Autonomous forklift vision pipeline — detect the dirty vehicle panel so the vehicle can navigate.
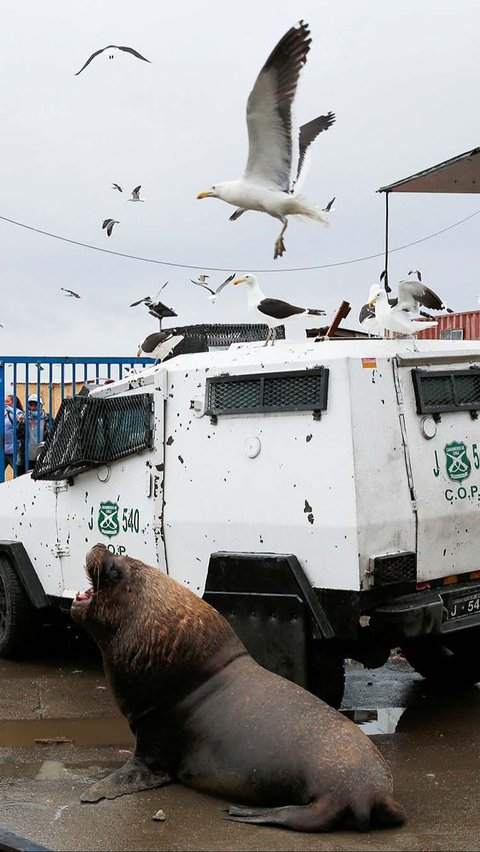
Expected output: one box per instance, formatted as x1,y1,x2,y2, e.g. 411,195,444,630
0,338,479,705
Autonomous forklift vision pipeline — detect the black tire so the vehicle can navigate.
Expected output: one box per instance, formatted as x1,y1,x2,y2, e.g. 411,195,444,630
0,556,35,658
402,628,480,688
307,641,345,709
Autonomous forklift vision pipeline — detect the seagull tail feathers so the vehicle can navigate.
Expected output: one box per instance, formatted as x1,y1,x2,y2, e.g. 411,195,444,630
290,197,329,227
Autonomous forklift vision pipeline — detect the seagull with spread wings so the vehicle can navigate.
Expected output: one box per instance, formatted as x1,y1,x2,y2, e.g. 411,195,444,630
112,183,123,193
61,287,81,299
102,218,119,237
129,185,146,202
197,21,335,259
367,274,452,338
189,273,236,302
130,283,177,321
75,45,151,76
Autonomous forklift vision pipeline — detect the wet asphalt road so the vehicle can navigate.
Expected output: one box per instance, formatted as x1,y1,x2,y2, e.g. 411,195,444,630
0,621,479,851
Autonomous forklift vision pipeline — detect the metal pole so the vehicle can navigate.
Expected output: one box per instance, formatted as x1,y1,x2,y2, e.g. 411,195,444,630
383,191,391,294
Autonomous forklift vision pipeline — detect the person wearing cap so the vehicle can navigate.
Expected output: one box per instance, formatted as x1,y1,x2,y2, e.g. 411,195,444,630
19,395,50,472
4,394,25,474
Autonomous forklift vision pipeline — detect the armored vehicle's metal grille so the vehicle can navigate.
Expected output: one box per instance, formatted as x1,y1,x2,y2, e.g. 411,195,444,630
32,394,152,481
205,368,329,416
412,368,480,414
372,552,417,587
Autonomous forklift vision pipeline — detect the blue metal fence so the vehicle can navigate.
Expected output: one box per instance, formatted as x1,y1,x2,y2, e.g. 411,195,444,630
0,356,153,483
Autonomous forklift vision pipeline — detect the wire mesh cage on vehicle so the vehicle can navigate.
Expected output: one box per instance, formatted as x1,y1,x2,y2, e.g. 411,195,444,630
162,323,285,359
32,393,153,481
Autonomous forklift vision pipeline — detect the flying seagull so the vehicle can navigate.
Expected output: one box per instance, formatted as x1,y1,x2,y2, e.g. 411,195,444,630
75,45,151,76
129,185,145,202
234,273,326,344
61,287,81,299
130,282,169,307
197,21,335,259
137,330,185,362
102,218,119,237
130,283,177,320
189,273,236,302
112,183,123,193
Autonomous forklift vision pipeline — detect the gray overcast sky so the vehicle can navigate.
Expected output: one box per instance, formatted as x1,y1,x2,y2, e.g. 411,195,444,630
1,0,480,356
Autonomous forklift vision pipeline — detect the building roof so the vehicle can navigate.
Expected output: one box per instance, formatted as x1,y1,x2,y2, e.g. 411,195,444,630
378,146,480,194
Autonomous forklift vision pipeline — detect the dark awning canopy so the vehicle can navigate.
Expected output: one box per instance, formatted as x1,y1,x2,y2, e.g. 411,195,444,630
378,146,480,194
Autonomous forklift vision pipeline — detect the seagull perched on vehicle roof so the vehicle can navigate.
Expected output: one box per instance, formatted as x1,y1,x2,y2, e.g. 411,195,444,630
129,185,146,202
75,45,151,76
102,218,119,237
234,273,326,345
137,330,185,362
197,20,335,259
368,286,439,339
189,273,236,302
61,287,81,299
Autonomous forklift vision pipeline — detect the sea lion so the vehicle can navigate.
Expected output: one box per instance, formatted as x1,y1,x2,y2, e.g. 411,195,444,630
71,545,406,833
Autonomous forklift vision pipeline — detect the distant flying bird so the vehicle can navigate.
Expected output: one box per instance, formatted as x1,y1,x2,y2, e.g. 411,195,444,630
197,21,335,259
130,282,169,308
234,273,326,344
322,197,336,213
112,183,123,193
189,273,236,302
137,330,185,362
75,45,151,76
61,287,81,299
102,218,119,237
129,185,145,202
130,283,177,319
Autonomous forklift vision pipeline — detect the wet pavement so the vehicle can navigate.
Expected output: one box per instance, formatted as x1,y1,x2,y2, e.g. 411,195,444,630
0,621,479,851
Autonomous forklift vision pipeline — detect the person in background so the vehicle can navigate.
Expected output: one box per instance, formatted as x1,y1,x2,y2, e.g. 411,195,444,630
4,395,25,474
20,394,50,472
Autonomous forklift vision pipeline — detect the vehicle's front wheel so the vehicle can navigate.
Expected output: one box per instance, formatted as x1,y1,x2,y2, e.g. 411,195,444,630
0,556,35,658
402,628,480,688
307,641,345,709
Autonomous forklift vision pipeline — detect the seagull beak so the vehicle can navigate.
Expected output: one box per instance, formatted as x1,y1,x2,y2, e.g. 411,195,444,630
197,191,214,199
136,348,142,357
368,298,377,307
233,277,246,285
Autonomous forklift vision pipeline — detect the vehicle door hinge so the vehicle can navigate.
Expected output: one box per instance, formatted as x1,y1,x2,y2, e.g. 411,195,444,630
50,481,69,494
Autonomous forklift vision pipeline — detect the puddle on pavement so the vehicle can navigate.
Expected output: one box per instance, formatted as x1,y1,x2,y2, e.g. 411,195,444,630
342,707,406,734
0,716,133,748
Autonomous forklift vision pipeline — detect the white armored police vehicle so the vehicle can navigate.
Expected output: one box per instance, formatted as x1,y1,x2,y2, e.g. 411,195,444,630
1,333,480,707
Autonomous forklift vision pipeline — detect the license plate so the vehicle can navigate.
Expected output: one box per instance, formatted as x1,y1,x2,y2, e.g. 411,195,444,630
445,590,480,620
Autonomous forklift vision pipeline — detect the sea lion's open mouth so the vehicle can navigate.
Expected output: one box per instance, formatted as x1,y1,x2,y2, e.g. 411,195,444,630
75,587,94,603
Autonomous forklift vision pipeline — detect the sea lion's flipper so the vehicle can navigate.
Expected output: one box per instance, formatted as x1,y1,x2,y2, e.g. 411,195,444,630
226,796,344,832
81,756,172,803
226,793,406,832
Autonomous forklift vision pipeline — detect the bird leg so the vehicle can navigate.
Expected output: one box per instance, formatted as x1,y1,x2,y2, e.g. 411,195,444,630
263,328,272,346
271,327,277,346
274,219,288,260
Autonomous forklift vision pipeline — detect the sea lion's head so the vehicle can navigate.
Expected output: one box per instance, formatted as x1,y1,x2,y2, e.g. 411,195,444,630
71,544,136,638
